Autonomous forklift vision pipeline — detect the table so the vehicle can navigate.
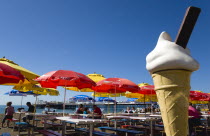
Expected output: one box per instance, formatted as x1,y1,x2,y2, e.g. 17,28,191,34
149,114,162,117
106,116,159,136
106,116,158,124
201,114,210,118
25,113,56,135
25,113,49,116
47,112,63,115
201,114,210,127
15,112,26,121
150,115,194,118
56,117,107,136
68,113,102,119
104,113,139,116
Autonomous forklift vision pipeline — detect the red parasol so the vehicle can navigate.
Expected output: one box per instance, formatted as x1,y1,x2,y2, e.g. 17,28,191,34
139,85,156,95
0,63,24,84
35,70,96,89
93,77,139,127
138,85,156,114
35,70,96,116
197,93,210,101
93,78,139,93
189,91,203,101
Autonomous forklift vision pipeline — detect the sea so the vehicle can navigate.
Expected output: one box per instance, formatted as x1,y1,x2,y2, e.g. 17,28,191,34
0,104,155,114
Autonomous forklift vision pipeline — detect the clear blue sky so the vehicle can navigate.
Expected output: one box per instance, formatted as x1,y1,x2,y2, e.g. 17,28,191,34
0,0,209,105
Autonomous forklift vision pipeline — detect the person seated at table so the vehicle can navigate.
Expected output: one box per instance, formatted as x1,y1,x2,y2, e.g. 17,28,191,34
139,108,144,113
2,102,15,127
188,102,202,136
22,102,36,123
44,105,51,114
125,107,133,113
93,105,102,119
76,104,84,114
83,107,91,114
17,108,25,112
131,107,137,113
147,107,151,112
155,107,160,113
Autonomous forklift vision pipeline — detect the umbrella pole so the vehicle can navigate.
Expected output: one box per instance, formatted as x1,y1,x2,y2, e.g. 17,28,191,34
92,91,96,119
114,86,117,115
32,92,38,135
93,91,95,110
144,94,146,117
63,86,67,117
21,96,23,108
114,86,117,129
150,91,153,114
93,91,95,106
92,90,96,119
108,95,109,113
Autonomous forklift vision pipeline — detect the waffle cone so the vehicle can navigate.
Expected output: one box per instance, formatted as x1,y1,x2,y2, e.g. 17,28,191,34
152,70,191,136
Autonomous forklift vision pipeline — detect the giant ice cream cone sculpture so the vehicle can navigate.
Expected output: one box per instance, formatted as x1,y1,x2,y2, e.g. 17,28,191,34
146,32,199,136
152,70,191,136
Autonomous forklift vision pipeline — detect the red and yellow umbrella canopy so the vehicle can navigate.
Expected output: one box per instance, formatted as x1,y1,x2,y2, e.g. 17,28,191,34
139,85,156,95
94,78,139,93
0,58,39,85
13,83,59,96
189,90,210,104
125,92,157,102
66,73,105,92
35,70,96,89
0,63,24,85
125,83,157,102
92,92,125,97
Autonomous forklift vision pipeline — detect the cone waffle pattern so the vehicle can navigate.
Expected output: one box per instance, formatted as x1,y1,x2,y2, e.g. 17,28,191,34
152,70,191,136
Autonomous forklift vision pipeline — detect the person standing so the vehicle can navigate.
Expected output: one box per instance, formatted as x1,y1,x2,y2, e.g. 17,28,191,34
22,102,36,122
2,102,15,127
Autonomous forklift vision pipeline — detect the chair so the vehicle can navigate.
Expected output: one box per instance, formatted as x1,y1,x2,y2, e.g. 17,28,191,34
34,118,41,127
14,122,32,136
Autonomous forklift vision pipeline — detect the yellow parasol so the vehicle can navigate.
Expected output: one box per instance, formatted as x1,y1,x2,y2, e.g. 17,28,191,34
136,95,157,102
125,83,157,101
66,73,105,92
138,83,150,87
138,83,157,103
92,92,125,97
125,92,157,102
0,57,39,85
125,92,144,98
13,83,59,96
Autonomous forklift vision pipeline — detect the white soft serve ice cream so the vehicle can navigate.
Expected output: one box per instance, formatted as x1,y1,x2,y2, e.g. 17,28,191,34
146,31,199,73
